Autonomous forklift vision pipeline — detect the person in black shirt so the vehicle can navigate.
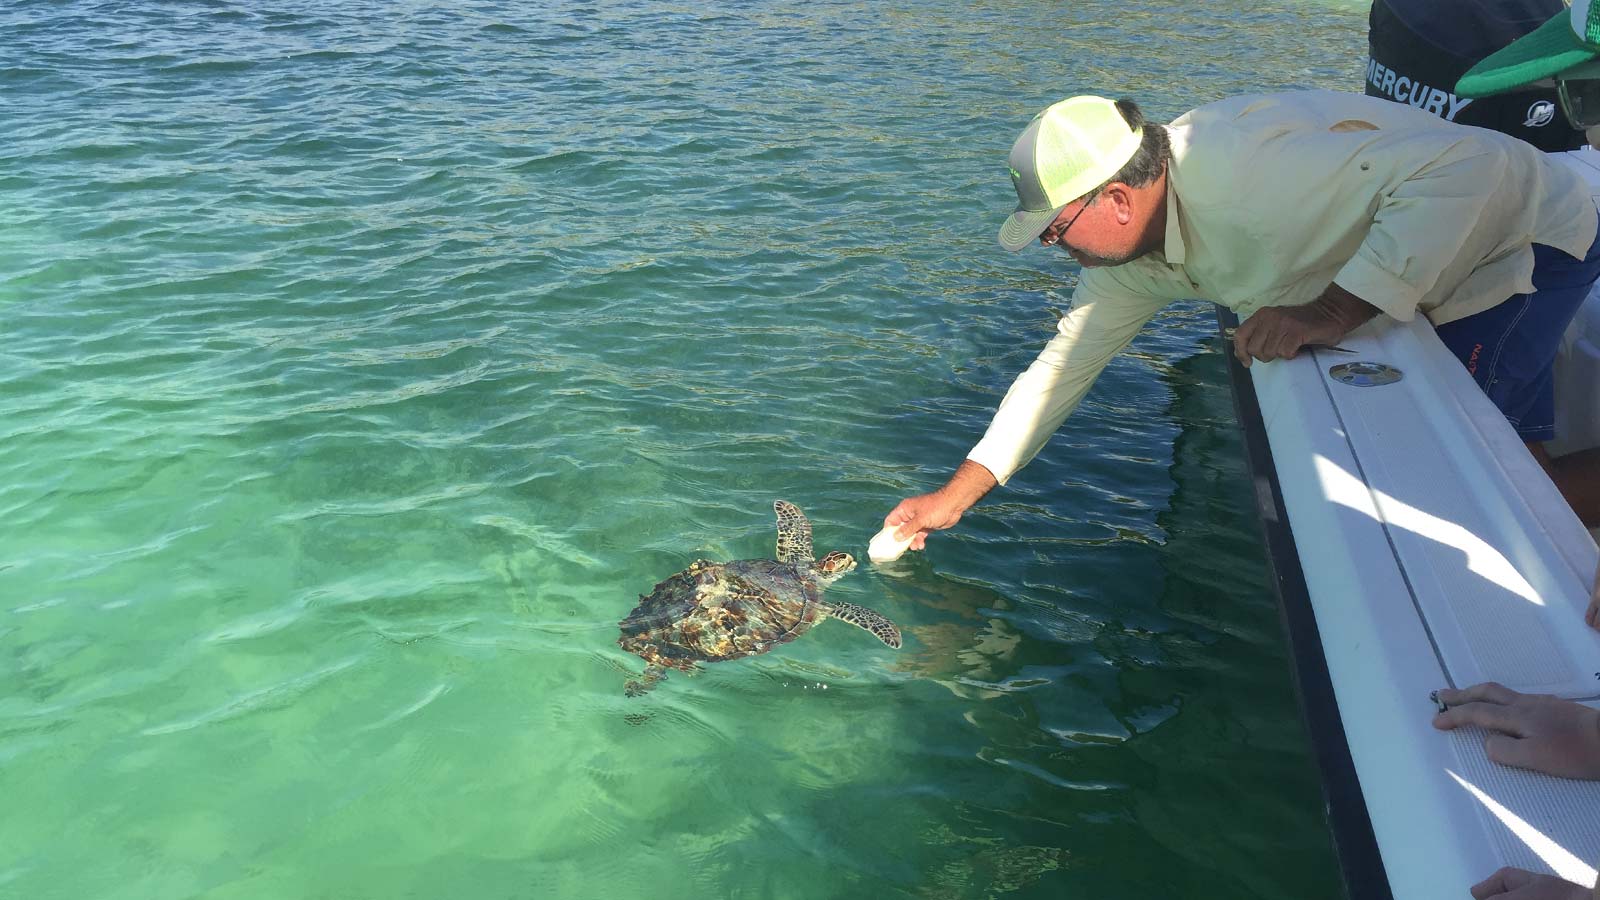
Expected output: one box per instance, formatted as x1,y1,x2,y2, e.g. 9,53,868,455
1368,0,1586,150
1369,0,1600,543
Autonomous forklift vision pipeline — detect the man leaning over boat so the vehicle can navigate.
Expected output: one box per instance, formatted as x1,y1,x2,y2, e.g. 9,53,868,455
882,89,1600,638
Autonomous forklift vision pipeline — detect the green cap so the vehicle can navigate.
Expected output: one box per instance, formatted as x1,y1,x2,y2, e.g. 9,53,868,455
999,96,1143,252
1456,1,1600,98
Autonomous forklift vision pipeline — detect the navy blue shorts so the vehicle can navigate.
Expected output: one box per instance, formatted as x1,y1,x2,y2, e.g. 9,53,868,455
1435,219,1600,443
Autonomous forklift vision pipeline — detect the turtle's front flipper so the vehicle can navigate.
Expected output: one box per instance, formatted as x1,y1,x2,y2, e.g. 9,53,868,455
625,665,667,697
774,500,815,565
828,603,902,649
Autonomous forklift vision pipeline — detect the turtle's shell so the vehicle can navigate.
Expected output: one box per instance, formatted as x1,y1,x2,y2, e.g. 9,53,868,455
618,558,825,671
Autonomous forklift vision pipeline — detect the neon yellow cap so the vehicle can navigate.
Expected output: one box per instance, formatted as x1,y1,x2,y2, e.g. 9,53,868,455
999,96,1143,251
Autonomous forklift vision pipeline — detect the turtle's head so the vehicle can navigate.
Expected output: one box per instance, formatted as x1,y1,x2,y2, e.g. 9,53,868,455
813,550,856,583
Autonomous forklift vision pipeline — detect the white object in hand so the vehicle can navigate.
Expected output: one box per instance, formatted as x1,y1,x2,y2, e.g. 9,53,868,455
868,524,915,562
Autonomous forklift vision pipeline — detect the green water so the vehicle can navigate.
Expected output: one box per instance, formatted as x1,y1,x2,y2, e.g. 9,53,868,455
2,1,1369,897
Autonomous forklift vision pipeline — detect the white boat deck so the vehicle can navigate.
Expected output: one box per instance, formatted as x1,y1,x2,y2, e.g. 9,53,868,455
1247,150,1600,899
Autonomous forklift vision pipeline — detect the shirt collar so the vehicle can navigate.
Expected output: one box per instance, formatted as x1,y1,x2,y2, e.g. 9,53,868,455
1161,172,1186,266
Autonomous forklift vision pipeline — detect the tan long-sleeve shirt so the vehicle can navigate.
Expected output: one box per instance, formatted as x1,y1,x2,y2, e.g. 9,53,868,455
968,90,1599,485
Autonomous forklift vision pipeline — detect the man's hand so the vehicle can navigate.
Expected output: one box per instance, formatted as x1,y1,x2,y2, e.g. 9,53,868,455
1471,866,1593,900
1433,682,1600,781
1232,282,1382,367
1588,559,1599,630
883,492,967,552
883,460,997,552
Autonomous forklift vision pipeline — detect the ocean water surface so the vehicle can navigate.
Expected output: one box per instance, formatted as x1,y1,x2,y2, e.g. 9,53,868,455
1,1,1368,897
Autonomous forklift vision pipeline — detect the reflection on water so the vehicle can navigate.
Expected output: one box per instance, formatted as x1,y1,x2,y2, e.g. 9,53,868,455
875,332,1342,898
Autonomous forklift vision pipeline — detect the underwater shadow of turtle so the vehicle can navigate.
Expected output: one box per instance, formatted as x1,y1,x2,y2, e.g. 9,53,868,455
617,499,901,697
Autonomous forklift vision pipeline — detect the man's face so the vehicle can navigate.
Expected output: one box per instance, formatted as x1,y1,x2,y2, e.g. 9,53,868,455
1037,186,1147,267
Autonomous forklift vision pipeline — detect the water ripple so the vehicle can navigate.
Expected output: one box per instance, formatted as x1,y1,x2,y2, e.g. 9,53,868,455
0,0,1362,897
142,657,362,736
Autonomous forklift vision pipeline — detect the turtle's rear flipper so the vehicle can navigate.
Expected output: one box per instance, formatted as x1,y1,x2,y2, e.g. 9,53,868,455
625,665,666,698
830,603,902,649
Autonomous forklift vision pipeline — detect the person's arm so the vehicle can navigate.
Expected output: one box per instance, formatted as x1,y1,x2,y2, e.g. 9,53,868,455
884,266,1182,548
1329,140,1511,324
1231,281,1383,366
964,268,1182,486
1234,135,1513,365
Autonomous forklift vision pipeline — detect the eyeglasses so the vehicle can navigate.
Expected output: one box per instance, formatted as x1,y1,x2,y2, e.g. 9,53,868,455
1556,59,1600,129
1559,76,1600,129
1038,188,1101,248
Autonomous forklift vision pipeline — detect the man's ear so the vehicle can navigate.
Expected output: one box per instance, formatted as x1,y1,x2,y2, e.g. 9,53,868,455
1102,183,1135,224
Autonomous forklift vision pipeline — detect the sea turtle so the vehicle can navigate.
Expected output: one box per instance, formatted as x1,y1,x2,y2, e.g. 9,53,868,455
618,500,901,696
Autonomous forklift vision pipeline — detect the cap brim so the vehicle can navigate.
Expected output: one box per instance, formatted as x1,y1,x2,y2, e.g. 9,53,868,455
998,204,1067,252
1458,12,1600,98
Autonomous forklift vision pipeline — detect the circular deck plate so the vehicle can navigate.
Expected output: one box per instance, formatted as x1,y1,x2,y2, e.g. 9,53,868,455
1329,362,1403,386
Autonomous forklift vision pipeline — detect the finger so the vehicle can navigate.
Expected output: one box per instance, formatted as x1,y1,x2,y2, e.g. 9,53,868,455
1250,323,1290,363
1432,700,1528,736
884,503,911,528
1482,734,1545,773
893,521,924,541
1241,323,1271,362
1438,682,1518,708
909,532,927,551
1471,867,1526,899
1590,562,1600,628
1232,327,1252,368
1254,325,1292,360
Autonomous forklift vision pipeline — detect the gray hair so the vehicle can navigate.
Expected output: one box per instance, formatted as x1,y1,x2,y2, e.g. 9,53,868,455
1105,99,1169,189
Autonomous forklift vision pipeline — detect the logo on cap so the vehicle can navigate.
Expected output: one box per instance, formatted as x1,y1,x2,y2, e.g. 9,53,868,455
1526,100,1556,127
